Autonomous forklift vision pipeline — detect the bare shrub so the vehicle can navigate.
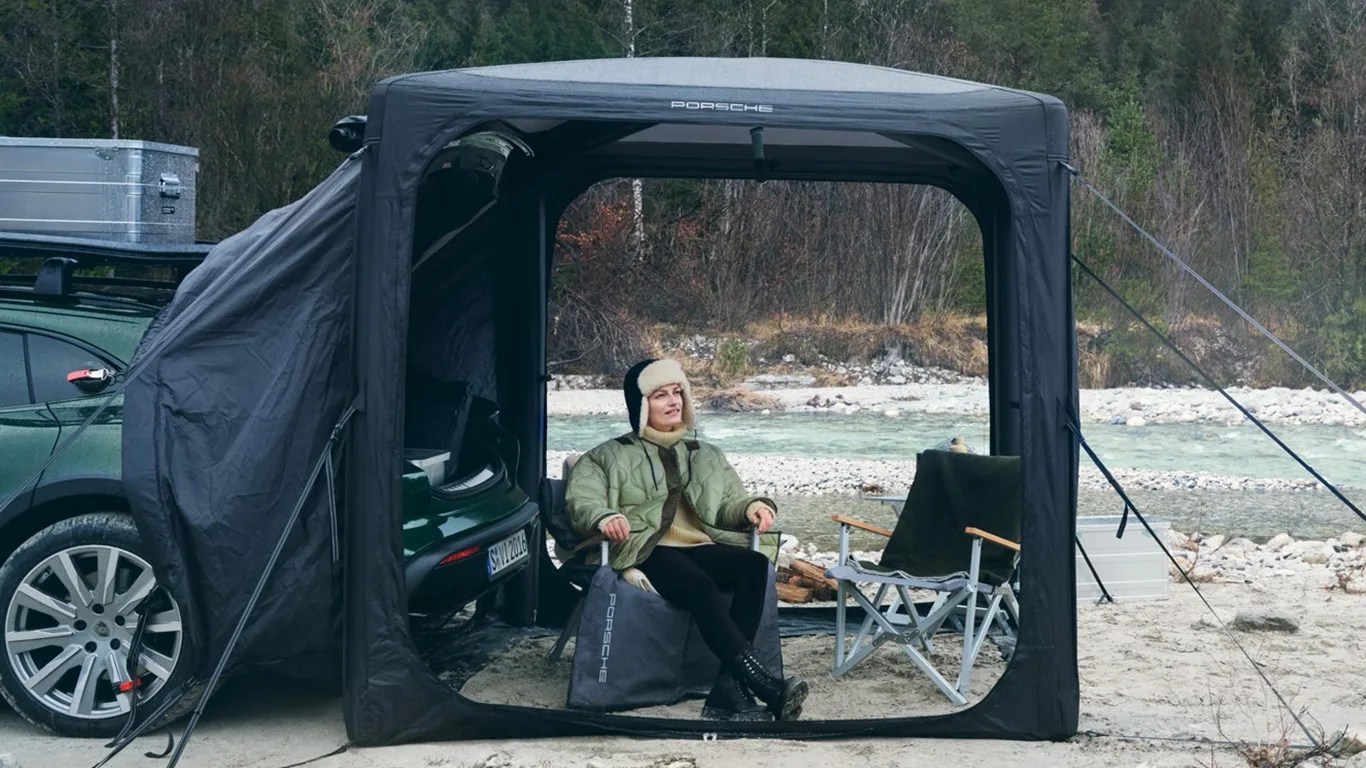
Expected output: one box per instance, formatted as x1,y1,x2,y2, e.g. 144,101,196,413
548,291,653,375
1200,705,1348,768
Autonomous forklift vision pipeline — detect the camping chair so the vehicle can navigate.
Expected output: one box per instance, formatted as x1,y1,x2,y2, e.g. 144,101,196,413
540,455,763,662
538,456,780,712
826,449,1021,705
540,455,597,662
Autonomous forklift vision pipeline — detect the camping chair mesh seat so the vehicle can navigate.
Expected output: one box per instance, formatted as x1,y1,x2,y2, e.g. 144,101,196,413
827,449,1021,705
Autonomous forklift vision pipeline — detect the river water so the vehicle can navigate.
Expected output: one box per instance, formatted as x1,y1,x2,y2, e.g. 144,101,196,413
548,412,1366,544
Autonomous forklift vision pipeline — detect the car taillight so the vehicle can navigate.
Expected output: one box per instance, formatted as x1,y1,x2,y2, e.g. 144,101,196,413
438,546,481,566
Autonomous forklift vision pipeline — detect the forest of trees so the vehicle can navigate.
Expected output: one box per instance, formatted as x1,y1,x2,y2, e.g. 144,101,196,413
1,0,1363,385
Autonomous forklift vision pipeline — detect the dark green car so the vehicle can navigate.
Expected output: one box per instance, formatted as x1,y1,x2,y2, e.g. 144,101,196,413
0,234,535,737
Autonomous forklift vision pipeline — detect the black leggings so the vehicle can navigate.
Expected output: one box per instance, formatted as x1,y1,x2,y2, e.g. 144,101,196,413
634,544,771,666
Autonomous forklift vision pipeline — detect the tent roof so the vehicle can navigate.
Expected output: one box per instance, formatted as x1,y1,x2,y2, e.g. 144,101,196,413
445,57,995,95
365,57,1068,211
373,57,1065,131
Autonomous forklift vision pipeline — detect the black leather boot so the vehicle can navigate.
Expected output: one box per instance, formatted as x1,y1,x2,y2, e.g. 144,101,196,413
733,649,809,721
700,670,772,722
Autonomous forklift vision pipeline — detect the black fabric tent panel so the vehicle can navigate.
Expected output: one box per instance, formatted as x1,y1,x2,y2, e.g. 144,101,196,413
123,57,1078,746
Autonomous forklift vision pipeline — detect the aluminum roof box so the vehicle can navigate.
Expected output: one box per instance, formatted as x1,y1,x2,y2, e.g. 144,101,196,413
0,137,198,244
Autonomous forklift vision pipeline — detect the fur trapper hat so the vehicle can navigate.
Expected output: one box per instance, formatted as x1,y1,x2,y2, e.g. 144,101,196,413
623,358,695,436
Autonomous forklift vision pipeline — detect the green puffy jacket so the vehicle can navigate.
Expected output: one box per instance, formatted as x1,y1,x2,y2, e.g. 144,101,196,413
565,432,780,570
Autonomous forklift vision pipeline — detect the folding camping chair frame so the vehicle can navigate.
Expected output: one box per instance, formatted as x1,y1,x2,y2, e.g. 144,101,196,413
828,515,1020,706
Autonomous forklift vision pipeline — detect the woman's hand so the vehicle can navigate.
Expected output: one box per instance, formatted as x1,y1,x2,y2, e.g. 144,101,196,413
746,503,775,535
600,516,631,543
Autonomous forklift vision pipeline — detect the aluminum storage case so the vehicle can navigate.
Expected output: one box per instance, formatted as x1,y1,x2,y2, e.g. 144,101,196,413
0,138,198,243
1076,514,1171,602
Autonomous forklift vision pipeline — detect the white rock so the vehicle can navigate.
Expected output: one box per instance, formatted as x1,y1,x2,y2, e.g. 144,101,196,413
888,375,907,385
1265,533,1295,552
1124,415,1147,427
760,409,771,415
0,754,21,768
1338,729,1366,755
1343,532,1366,548
1202,534,1227,552
884,409,901,417
1166,529,1191,548
1303,545,1333,565
1283,541,1333,564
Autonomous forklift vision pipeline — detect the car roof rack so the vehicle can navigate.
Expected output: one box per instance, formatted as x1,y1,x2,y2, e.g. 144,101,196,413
0,232,213,309
34,256,76,296
0,231,213,267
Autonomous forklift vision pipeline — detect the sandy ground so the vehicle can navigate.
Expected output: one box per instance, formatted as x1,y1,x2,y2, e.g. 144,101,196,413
4,575,1363,768
458,632,1005,721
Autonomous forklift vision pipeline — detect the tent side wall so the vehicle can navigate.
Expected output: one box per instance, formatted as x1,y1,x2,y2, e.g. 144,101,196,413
123,157,364,686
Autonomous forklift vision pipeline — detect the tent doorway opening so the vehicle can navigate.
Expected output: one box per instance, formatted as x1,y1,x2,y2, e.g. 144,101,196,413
406,157,1022,721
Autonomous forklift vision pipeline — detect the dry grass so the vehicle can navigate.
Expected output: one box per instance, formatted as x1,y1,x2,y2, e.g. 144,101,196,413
1170,536,1220,583
744,314,989,376
1325,562,1366,595
579,311,1308,389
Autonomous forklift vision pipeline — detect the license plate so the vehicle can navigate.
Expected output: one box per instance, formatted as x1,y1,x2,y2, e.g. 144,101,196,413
487,529,529,578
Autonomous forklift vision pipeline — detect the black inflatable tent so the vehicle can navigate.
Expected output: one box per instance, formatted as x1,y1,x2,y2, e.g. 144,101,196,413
123,57,1079,746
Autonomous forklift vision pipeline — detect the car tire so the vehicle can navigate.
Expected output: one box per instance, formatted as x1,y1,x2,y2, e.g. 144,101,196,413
0,512,198,738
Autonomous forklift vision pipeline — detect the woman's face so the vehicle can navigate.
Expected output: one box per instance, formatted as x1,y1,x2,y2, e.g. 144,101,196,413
646,383,684,430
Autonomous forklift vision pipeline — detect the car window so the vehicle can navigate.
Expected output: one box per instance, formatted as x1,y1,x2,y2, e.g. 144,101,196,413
26,333,108,403
0,331,31,407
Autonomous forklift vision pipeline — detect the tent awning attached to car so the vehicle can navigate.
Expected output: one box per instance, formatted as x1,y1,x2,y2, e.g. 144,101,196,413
123,57,1079,745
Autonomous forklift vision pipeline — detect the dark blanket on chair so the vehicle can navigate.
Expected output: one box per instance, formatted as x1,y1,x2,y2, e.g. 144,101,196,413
878,450,1021,585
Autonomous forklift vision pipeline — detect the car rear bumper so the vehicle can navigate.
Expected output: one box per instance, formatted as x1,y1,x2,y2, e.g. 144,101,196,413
404,499,539,614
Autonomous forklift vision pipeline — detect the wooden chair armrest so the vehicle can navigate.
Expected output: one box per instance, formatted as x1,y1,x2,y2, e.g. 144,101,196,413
965,526,1021,552
832,514,893,537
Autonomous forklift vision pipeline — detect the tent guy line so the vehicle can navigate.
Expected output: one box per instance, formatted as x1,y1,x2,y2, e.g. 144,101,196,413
1070,252,1363,524
1063,161,1366,419
1068,419,1322,750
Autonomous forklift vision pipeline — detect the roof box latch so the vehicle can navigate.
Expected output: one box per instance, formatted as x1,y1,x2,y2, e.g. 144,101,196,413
159,173,182,199
35,257,77,297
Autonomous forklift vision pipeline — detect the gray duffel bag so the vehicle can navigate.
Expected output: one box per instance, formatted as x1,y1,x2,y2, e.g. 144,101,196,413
566,552,784,712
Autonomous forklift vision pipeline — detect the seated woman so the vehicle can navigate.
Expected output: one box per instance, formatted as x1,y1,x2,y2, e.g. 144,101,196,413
566,358,809,722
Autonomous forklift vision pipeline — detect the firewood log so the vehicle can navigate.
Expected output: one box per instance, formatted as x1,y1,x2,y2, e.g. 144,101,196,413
789,559,838,590
775,581,814,604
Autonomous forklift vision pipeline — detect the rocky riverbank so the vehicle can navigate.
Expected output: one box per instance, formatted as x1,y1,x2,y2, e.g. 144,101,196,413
549,377,1366,427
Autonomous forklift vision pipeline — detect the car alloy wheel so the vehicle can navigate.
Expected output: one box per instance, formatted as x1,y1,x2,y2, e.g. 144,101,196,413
4,542,183,721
